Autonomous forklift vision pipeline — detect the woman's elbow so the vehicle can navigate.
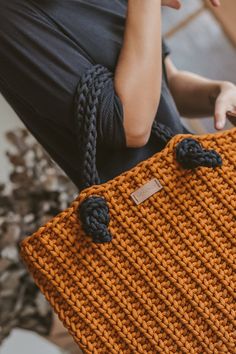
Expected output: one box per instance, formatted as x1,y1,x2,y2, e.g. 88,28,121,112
122,101,159,148
125,129,151,148
123,111,155,148
114,85,161,148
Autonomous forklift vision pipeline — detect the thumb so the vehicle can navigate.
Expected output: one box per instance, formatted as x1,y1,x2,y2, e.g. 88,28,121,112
214,98,226,130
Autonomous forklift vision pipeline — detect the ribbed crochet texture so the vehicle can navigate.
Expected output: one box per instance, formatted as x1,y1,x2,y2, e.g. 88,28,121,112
20,126,236,354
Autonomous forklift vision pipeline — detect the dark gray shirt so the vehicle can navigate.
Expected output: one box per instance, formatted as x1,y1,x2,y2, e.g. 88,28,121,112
0,0,191,188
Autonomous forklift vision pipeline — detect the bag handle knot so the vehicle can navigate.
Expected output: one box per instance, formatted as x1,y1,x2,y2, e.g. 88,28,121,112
175,138,222,169
78,195,112,243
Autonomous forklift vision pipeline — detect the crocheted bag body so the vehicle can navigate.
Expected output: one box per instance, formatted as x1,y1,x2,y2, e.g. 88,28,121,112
20,126,236,354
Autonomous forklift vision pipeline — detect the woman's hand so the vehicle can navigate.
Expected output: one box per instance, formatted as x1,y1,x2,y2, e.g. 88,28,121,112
214,82,236,129
161,0,221,9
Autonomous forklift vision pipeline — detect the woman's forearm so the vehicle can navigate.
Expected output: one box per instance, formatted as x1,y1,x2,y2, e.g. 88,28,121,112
114,0,162,147
168,70,224,118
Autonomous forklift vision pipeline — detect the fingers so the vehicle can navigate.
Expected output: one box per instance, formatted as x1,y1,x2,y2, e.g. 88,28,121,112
214,98,226,130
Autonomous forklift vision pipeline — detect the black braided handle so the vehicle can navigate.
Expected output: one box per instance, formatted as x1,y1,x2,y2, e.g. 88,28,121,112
74,64,222,192
74,64,222,243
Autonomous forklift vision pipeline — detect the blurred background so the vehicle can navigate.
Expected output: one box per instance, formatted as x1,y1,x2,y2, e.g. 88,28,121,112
0,1,236,353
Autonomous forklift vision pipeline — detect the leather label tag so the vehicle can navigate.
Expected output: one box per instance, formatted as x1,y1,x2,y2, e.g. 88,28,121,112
130,178,163,205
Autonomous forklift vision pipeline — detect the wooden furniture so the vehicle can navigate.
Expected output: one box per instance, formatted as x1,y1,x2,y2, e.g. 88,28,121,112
204,0,236,48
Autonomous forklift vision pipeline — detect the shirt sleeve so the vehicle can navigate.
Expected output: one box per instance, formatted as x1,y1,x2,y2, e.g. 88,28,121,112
75,63,127,151
96,75,127,150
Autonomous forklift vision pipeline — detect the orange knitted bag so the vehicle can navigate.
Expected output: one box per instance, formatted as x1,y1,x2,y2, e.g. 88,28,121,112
20,65,236,353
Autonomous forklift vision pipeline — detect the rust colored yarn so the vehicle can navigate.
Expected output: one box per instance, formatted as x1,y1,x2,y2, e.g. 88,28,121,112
20,127,236,354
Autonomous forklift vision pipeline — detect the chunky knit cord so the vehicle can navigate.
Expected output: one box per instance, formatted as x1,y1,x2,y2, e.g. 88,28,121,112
175,138,223,169
74,64,223,243
74,64,111,191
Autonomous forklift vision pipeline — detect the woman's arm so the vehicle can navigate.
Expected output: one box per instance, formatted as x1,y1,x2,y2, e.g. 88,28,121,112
114,0,162,147
165,55,236,129
165,56,223,118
